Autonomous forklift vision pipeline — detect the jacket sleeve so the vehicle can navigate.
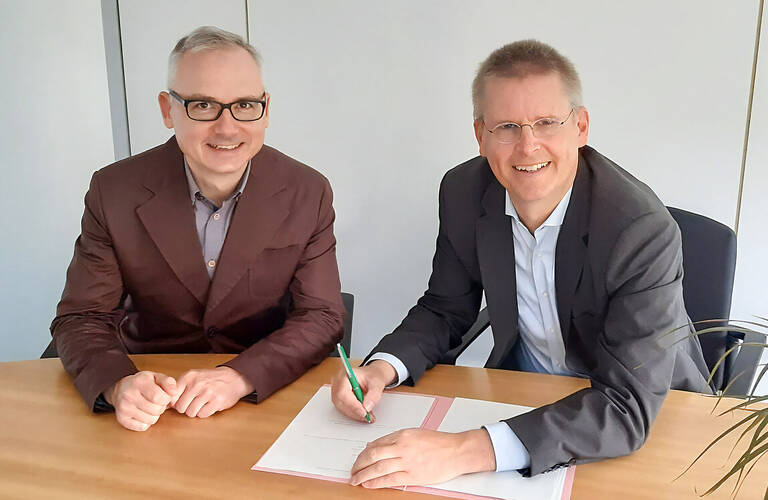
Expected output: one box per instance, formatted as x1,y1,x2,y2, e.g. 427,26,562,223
223,177,344,401
50,171,137,411
506,210,700,476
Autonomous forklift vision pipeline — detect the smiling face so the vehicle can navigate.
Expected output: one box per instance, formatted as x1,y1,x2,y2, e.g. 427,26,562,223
158,46,269,182
473,72,589,225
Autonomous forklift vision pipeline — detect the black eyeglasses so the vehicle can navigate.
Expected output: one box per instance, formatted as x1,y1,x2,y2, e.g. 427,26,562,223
168,90,267,122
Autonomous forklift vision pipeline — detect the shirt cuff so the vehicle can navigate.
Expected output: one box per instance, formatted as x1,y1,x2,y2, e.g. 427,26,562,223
365,353,409,388
483,422,531,471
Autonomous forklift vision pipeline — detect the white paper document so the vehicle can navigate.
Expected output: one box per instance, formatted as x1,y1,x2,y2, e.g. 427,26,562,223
255,385,436,478
430,398,570,500
253,386,574,500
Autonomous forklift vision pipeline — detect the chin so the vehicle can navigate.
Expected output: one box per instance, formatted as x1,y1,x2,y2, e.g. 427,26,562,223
208,163,249,175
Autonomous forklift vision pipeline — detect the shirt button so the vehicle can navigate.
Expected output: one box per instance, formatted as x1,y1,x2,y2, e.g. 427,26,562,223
542,291,549,297
213,213,221,220
207,259,216,268
207,327,217,338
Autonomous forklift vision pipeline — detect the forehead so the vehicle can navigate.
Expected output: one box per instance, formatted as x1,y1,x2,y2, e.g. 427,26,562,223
173,47,263,99
481,72,570,121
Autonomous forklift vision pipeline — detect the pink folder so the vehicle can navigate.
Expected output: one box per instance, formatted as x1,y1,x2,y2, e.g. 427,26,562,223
252,388,575,500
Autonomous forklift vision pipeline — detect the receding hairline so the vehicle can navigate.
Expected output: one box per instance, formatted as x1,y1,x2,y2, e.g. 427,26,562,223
167,26,262,88
472,40,583,120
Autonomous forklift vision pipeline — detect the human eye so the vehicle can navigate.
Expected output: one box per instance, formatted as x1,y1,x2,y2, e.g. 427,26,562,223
191,100,213,110
236,101,254,110
536,118,558,127
497,122,521,131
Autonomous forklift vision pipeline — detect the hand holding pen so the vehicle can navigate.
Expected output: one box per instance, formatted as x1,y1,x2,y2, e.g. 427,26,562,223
330,344,399,423
336,343,372,422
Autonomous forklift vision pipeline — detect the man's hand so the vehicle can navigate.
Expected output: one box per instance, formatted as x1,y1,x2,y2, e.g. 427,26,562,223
331,360,397,422
104,371,177,432
350,428,496,488
171,366,253,418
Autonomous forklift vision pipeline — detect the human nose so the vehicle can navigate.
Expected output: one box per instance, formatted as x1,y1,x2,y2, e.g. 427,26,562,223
211,106,240,133
515,125,540,154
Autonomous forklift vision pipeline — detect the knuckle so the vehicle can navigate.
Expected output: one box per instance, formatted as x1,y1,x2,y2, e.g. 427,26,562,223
154,393,171,405
115,400,131,413
367,477,384,489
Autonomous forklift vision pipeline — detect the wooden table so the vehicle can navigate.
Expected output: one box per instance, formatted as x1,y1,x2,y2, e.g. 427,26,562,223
0,355,765,499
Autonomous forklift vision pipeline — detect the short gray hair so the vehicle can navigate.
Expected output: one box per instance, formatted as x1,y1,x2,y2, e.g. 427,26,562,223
167,26,262,87
471,40,582,120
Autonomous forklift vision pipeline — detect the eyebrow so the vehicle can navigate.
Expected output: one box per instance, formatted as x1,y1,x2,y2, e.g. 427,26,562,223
183,92,266,101
493,113,561,124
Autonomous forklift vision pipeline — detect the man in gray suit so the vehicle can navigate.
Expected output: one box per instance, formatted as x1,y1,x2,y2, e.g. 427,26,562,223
331,40,712,487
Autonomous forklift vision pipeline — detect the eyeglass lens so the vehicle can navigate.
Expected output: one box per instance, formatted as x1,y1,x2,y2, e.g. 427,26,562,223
186,100,264,121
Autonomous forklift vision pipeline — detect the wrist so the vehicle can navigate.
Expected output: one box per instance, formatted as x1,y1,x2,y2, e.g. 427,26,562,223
458,429,497,474
368,360,397,386
103,380,120,406
218,366,254,397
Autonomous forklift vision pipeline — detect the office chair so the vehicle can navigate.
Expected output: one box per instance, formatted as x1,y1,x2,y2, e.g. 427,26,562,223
667,207,739,392
42,292,355,359
336,292,354,355
441,207,743,393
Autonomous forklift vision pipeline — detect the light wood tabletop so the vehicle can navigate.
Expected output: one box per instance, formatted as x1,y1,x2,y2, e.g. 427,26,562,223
0,354,765,499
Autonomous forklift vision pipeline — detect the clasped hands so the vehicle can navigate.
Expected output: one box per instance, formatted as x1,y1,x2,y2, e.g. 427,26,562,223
330,360,496,488
104,366,252,431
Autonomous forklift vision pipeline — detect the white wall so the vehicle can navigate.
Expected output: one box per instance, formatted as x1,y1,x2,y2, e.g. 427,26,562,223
247,0,757,357
1,1,764,391
731,3,768,395
119,0,246,155
0,1,115,361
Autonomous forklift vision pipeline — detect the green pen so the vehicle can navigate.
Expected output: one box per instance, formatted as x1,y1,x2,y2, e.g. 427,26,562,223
336,343,372,423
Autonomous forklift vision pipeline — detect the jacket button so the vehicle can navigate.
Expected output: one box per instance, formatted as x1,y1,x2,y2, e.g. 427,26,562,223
207,327,217,338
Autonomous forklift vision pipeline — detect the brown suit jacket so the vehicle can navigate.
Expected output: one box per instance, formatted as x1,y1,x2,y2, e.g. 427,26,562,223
51,136,344,410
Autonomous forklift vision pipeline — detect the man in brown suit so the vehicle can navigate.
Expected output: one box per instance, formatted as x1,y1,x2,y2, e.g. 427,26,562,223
51,26,344,431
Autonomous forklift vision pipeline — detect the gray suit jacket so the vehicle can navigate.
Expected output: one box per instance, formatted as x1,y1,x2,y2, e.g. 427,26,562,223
369,145,711,475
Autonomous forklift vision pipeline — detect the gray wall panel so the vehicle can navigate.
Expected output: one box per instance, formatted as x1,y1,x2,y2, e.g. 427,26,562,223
0,1,115,361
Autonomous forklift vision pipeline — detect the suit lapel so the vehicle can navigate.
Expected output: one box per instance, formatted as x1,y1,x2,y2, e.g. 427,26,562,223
204,147,290,319
476,179,520,367
136,137,210,305
555,154,591,340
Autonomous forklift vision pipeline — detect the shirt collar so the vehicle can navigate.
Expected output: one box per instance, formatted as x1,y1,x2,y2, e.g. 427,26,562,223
505,186,573,229
184,158,251,205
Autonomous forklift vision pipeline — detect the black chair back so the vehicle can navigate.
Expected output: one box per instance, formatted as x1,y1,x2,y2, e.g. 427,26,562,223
667,207,737,390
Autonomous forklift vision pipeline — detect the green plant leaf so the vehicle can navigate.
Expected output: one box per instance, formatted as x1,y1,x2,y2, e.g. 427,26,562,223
701,440,768,495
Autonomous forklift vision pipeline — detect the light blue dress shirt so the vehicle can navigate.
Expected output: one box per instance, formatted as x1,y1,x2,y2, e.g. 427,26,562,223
369,187,576,472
